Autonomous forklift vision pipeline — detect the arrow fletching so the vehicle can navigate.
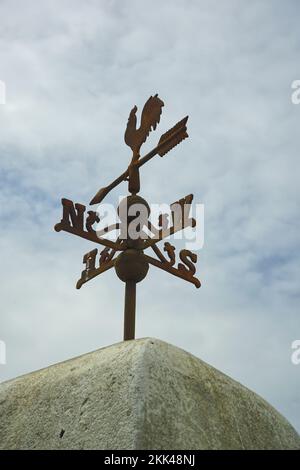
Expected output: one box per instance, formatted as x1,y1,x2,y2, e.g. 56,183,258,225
157,116,188,157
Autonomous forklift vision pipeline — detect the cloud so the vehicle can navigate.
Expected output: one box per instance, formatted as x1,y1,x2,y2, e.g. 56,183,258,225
0,0,299,432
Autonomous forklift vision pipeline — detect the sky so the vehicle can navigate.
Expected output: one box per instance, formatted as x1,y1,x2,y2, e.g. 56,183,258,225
0,0,300,433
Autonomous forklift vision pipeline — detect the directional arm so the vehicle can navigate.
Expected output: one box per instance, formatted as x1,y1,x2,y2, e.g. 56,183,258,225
76,246,117,289
55,222,123,251
54,198,123,251
145,253,201,288
144,215,196,249
76,258,115,289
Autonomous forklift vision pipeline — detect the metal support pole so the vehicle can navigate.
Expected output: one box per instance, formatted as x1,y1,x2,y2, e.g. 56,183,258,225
123,280,136,340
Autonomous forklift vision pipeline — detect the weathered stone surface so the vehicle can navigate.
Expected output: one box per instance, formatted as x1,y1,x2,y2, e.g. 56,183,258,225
0,338,299,450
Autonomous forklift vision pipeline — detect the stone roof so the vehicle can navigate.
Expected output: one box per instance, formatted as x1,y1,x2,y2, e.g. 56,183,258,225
0,337,299,449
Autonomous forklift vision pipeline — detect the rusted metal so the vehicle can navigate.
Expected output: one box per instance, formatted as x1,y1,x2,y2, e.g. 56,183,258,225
54,95,201,341
145,254,201,289
123,281,136,341
89,113,188,205
77,257,115,290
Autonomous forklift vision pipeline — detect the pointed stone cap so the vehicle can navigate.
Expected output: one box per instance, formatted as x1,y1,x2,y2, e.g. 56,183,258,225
0,338,299,450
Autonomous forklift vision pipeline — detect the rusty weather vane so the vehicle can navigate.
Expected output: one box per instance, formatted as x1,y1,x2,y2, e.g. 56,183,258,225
54,95,201,340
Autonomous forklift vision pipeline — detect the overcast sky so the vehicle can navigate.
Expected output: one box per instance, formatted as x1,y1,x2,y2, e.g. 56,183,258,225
1,0,300,433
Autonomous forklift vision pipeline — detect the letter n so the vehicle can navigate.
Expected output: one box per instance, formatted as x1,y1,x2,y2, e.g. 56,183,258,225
59,198,86,230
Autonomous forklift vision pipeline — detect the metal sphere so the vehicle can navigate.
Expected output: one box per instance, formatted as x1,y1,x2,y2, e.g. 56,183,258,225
115,249,149,283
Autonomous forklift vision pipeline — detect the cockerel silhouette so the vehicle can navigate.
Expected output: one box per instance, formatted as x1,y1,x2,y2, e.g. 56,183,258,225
125,94,164,162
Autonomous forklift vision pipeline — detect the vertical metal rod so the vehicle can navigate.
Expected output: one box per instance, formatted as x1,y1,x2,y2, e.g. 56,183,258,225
123,280,136,340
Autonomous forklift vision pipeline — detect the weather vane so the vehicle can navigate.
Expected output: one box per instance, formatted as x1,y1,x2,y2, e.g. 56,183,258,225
54,95,201,340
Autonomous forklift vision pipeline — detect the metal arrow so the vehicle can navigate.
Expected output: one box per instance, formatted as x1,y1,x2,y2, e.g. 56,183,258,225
89,116,188,205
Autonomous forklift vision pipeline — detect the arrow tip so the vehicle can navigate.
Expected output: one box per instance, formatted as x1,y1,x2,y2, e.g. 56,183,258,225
90,188,106,205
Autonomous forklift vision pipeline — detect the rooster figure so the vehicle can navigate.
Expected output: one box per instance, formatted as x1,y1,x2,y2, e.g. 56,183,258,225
125,94,164,195
125,94,164,163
